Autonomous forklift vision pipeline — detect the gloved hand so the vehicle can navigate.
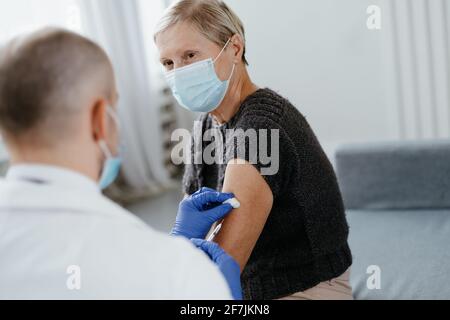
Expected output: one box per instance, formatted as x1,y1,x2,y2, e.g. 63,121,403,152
172,188,235,240
192,239,243,300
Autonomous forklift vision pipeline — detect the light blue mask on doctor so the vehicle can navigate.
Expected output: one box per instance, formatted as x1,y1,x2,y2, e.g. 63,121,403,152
165,39,236,113
98,107,122,190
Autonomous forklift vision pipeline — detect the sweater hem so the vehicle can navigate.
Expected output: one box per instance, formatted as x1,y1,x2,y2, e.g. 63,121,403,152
242,242,353,300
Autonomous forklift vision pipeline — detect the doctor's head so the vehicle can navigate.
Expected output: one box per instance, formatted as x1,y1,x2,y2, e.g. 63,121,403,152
155,0,250,119
0,28,120,185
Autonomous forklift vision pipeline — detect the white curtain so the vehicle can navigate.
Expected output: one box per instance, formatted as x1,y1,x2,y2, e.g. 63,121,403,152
78,0,173,199
383,0,450,140
0,136,7,166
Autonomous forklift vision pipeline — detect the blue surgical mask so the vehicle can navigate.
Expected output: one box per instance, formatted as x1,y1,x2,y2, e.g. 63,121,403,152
98,107,122,190
165,39,236,113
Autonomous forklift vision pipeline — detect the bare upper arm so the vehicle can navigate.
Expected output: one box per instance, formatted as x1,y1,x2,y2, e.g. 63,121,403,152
214,159,274,272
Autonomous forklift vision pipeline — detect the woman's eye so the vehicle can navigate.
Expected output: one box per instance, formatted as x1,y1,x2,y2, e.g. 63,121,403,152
187,53,196,59
163,61,173,70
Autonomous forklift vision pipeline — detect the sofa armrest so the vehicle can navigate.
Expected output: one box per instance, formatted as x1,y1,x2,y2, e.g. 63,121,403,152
335,140,450,210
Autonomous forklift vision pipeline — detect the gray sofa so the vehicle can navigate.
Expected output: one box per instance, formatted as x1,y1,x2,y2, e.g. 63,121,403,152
335,140,450,300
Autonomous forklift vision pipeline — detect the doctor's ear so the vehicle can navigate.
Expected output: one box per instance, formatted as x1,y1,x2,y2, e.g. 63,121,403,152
91,100,108,142
229,34,245,64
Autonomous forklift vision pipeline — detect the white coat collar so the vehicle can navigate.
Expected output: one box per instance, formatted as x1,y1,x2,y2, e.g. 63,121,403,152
6,164,100,194
0,164,138,224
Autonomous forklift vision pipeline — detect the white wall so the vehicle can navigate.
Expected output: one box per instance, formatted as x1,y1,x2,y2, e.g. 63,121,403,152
226,0,449,158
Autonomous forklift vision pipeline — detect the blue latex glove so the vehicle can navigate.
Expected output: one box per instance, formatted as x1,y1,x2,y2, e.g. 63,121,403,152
172,188,235,240
192,239,243,300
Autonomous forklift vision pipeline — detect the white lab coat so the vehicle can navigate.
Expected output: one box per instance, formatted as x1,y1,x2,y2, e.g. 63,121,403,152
0,165,232,300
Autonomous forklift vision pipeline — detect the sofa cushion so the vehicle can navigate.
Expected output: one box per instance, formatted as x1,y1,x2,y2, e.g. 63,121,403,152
347,209,450,300
336,140,450,210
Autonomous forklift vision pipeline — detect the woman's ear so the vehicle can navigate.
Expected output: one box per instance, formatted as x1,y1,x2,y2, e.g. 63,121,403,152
91,99,107,142
230,34,244,64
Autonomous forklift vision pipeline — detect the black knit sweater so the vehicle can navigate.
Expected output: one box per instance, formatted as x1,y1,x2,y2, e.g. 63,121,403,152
183,88,352,300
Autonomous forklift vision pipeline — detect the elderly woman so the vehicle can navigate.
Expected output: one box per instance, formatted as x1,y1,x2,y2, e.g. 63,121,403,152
155,0,353,300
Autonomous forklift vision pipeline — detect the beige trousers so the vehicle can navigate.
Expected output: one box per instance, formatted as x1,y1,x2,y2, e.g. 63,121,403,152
279,269,353,300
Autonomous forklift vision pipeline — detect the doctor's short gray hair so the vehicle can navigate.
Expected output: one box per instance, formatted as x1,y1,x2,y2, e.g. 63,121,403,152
0,28,114,144
155,0,249,65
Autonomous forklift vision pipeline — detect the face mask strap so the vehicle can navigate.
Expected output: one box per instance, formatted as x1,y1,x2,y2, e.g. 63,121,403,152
97,106,120,159
99,140,113,158
228,63,236,81
107,107,121,131
98,106,120,158
214,38,236,82
213,38,232,64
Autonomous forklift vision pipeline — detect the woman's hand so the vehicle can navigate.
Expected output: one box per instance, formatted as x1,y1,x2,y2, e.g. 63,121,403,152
171,188,235,240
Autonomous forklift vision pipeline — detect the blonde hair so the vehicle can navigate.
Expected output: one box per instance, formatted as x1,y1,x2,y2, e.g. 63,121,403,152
155,0,248,65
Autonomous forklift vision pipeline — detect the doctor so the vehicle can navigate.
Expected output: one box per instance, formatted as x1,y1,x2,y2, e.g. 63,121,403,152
0,28,241,300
